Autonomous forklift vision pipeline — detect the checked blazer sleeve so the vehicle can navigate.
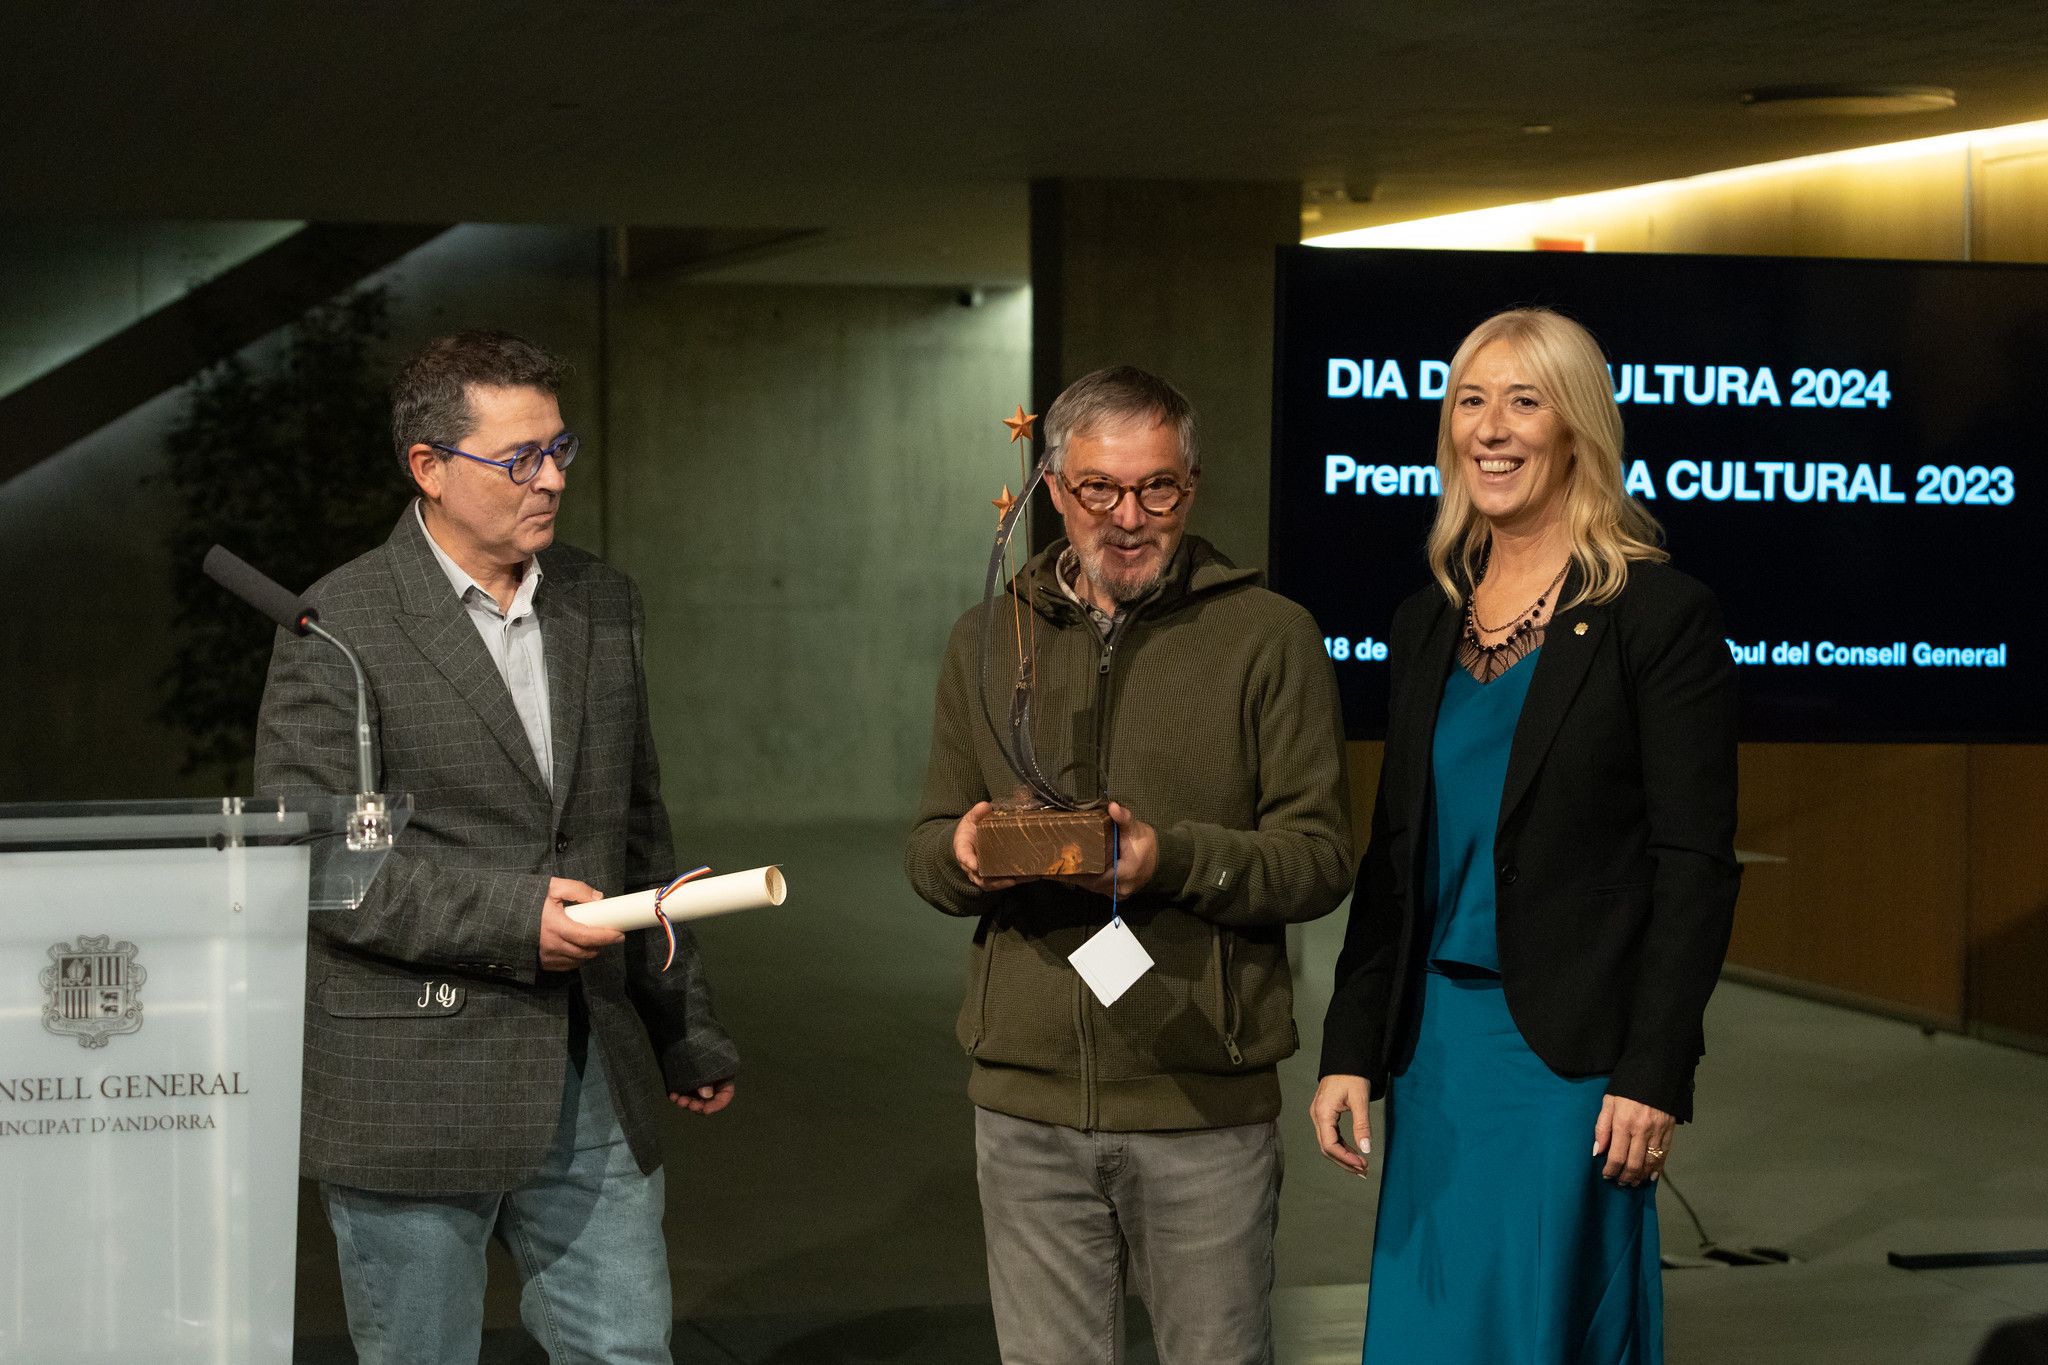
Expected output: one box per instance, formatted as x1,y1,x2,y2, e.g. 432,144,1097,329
256,613,548,982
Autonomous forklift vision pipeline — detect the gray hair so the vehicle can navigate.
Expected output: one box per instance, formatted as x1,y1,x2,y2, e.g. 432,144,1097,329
390,330,567,479
1043,366,1199,475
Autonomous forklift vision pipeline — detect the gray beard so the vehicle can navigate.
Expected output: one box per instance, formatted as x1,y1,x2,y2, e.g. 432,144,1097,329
1077,541,1167,605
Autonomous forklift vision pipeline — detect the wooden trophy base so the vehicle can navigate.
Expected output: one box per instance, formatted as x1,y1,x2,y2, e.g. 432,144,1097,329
977,806,1113,878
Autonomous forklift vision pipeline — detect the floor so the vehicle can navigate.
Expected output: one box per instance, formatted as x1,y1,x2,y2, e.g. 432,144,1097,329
294,821,2048,1363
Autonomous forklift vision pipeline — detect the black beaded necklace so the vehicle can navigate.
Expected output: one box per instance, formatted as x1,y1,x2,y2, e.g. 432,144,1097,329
1458,560,1568,683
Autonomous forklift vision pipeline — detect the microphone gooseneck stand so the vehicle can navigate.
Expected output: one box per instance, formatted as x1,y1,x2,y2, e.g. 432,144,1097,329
201,544,392,851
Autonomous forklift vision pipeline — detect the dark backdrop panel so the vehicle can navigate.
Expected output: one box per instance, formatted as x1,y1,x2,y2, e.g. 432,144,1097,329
1270,246,2045,743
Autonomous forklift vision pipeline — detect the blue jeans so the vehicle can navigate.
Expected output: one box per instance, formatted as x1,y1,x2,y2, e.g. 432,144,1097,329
321,1043,673,1365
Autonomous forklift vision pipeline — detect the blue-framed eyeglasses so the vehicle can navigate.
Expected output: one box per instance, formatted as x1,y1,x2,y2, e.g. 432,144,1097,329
430,431,581,484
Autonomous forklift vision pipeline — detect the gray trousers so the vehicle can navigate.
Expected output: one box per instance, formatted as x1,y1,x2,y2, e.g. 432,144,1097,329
974,1106,1282,1365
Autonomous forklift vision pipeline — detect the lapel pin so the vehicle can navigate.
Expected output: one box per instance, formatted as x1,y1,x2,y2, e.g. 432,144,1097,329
1573,622,1588,636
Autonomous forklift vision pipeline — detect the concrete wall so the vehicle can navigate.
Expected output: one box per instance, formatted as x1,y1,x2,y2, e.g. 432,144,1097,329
0,225,603,802
0,389,209,800
0,221,301,397
605,282,1030,826
0,227,1029,826
1031,180,1301,571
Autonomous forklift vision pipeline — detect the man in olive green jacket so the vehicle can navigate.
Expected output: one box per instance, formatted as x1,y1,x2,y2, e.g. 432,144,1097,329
905,366,1353,1365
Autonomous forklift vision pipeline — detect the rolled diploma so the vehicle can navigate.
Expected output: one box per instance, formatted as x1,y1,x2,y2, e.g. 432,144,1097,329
566,866,787,931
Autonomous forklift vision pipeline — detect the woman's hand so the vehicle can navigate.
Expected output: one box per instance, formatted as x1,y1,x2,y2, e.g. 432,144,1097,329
1594,1094,1675,1187
1310,1074,1374,1177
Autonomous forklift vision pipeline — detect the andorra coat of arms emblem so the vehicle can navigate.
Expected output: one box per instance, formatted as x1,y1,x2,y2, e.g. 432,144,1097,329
41,935,145,1048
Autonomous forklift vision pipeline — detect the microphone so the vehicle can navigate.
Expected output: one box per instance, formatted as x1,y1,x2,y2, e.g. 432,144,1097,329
204,545,392,851
201,545,315,634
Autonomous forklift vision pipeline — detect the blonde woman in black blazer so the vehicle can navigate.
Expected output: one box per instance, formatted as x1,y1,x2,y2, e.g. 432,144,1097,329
1310,307,1739,1365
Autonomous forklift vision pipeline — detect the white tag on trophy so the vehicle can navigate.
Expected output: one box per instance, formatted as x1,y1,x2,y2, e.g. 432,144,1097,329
1068,918,1154,1007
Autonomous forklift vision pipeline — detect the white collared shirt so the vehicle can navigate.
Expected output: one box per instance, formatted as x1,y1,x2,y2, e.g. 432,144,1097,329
415,501,553,790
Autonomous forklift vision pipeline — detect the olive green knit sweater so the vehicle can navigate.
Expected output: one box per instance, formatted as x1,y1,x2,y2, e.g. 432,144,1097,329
905,536,1353,1131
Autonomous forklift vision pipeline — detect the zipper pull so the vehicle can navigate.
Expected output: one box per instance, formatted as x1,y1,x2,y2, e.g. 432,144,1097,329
1099,642,1114,675
1224,1036,1244,1066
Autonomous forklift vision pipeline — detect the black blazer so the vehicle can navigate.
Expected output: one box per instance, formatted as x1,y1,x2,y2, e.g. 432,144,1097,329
1320,559,1739,1121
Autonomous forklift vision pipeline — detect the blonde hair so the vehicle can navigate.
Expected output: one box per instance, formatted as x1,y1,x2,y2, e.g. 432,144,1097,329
1425,307,1666,609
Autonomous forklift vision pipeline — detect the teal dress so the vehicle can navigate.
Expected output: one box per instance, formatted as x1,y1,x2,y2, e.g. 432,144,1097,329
1361,650,1663,1365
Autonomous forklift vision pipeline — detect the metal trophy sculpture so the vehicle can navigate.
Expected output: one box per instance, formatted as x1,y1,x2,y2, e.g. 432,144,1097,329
975,405,1114,877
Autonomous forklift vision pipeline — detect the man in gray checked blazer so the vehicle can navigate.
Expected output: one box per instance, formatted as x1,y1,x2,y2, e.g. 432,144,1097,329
256,330,735,1365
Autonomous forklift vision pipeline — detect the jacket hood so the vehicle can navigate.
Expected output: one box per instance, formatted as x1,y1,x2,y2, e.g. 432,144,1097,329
1007,534,1261,623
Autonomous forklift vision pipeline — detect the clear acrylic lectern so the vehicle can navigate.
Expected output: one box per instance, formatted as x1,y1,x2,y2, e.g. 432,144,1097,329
0,794,409,1365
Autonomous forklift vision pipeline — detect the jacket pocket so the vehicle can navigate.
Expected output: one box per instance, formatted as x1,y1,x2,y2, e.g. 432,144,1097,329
956,923,996,1055
1216,930,1245,1067
1095,918,1281,1079
321,978,468,1018
959,924,1083,1072
1229,928,1299,1071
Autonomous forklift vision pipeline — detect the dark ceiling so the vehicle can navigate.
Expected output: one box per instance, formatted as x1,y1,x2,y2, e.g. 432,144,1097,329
6,1,2048,283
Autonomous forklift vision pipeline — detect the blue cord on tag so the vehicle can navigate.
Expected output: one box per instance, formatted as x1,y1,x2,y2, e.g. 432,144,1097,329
1110,821,1122,927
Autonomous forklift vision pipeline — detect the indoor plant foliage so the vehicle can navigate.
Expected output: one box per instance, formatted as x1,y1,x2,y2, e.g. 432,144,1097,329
158,288,406,784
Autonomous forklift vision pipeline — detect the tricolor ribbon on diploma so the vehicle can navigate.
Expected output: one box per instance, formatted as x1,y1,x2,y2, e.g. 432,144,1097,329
567,865,789,970
651,866,711,969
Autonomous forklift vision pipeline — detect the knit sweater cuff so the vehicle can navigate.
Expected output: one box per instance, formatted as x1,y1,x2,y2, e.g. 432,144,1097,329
1151,824,1198,899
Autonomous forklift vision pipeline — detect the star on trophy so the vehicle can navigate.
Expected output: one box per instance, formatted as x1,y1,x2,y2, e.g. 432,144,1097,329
974,404,1114,877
